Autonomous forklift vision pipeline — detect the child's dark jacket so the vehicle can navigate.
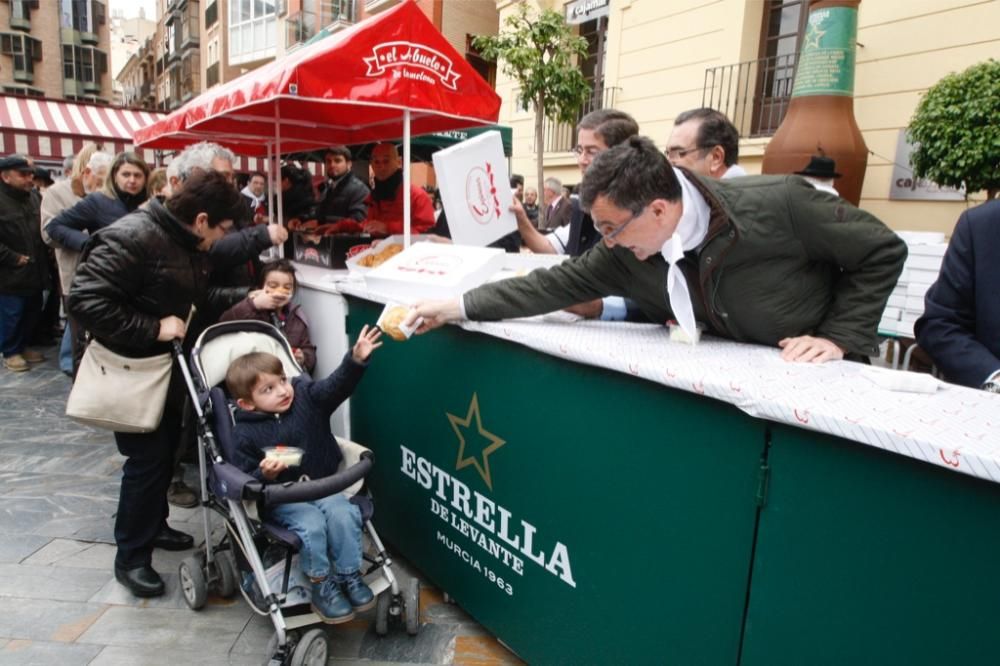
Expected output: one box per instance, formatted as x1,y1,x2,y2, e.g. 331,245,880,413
231,353,365,484
220,298,317,373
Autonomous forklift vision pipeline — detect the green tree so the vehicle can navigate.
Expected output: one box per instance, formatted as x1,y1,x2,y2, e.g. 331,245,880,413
907,59,1000,200
473,3,591,225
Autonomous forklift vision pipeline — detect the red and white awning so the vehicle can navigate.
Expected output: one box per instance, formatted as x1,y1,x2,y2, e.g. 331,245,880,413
0,95,272,173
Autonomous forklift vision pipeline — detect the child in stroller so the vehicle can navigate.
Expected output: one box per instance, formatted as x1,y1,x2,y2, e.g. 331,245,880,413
178,320,419,665
225,324,382,623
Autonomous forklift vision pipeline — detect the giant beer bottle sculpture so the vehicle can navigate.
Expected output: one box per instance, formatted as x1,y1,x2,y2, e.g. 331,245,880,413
762,0,866,205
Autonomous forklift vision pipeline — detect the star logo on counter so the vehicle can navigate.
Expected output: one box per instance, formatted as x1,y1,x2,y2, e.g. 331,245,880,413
447,393,505,491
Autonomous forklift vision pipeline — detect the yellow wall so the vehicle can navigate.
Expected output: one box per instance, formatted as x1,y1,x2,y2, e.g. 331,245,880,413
497,0,1000,235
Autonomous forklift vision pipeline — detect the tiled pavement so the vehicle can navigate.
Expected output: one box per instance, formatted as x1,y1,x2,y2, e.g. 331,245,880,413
0,346,523,666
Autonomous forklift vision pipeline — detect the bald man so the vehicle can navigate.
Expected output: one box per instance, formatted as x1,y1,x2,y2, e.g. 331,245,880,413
362,143,435,236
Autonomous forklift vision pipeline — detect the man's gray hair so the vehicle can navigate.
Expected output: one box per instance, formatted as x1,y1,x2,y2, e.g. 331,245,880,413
86,151,113,172
167,141,236,183
544,177,562,192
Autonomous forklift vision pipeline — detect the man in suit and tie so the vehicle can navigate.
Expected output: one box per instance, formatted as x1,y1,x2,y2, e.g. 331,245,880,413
540,177,572,231
916,200,1000,393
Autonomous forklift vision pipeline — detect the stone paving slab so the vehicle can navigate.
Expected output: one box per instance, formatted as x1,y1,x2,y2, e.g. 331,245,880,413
0,597,107,643
0,347,524,665
0,639,103,665
77,605,254,653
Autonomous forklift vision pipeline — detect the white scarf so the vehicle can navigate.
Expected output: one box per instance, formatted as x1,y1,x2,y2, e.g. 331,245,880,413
660,169,710,342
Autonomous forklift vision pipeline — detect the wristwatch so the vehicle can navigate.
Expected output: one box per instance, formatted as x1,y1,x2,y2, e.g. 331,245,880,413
983,381,1000,394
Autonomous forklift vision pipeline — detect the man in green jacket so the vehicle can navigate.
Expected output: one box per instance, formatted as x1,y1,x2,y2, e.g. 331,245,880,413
409,137,906,363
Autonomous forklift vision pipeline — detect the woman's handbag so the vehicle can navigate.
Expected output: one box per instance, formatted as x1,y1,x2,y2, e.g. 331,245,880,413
65,308,193,433
65,340,175,433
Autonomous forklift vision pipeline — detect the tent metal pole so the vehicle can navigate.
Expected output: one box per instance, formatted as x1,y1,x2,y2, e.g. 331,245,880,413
266,142,275,226
403,108,411,248
274,101,284,259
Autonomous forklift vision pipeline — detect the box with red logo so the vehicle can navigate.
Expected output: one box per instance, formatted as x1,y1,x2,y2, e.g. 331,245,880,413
432,131,517,247
362,242,505,302
292,232,372,269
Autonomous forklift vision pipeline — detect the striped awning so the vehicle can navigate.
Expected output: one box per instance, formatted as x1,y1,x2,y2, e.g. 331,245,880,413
0,95,273,174
0,95,164,168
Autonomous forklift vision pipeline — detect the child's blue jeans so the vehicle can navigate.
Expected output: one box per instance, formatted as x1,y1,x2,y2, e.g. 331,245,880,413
268,494,363,580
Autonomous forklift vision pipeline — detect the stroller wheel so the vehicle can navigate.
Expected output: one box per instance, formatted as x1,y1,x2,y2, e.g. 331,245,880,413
374,590,391,636
404,577,420,636
179,555,208,610
264,630,295,666
290,628,328,666
214,550,238,598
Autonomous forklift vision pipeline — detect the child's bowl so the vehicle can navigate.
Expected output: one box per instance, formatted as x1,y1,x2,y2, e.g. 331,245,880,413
263,446,304,467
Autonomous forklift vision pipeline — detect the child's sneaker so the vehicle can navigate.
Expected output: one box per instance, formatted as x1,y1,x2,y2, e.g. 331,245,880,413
335,571,375,611
310,578,354,624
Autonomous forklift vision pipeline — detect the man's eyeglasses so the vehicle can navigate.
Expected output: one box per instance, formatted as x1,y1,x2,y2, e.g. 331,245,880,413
666,144,711,160
570,145,603,158
593,205,648,241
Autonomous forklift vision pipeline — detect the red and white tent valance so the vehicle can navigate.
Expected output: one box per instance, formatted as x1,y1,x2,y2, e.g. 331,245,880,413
0,95,273,173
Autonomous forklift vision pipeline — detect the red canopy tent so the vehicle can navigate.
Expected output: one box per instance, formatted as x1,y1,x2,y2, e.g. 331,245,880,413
133,0,501,240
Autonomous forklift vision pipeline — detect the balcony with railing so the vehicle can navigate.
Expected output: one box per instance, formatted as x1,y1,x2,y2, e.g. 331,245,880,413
538,86,620,154
702,53,798,139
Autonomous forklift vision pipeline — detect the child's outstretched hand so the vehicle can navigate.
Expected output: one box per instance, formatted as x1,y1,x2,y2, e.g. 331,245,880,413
352,324,383,362
259,457,287,481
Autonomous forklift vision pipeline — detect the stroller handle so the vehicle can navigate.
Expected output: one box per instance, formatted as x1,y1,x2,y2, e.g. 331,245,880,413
263,453,373,506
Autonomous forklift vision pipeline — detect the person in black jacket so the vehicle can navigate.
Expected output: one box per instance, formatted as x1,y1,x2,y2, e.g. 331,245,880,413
226,325,383,623
68,171,248,598
165,142,288,288
47,152,149,254
315,146,369,225
0,154,50,372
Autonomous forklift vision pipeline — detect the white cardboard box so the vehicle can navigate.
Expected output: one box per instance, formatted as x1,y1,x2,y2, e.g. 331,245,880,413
908,242,948,257
345,235,430,275
432,131,517,247
904,295,925,312
904,254,944,271
363,242,506,302
907,268,940,285
882,307,901,321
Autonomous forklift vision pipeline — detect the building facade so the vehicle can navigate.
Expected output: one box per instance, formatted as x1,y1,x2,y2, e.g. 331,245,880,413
0,0,112,103
498,0,999,235
109,11,156,104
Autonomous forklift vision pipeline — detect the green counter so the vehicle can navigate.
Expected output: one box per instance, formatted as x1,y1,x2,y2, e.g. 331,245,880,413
345,297,1000,664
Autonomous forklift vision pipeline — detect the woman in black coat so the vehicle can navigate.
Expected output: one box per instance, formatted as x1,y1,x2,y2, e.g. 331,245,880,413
47,152,149,252
68,171,247,598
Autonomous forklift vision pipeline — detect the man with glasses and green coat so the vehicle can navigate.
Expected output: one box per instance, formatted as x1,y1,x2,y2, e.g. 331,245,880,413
407,136,906,364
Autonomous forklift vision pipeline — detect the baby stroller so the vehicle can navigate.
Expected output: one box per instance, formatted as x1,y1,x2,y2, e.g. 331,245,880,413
172,320,420,665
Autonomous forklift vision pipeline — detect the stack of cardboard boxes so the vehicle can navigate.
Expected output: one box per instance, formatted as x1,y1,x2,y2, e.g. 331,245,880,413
879,232,948,338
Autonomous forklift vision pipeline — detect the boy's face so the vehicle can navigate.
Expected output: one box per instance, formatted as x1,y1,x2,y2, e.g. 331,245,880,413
263,270,294,308
238,372,295,414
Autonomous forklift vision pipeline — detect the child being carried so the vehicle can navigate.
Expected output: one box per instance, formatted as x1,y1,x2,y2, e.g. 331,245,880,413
225,325,383,624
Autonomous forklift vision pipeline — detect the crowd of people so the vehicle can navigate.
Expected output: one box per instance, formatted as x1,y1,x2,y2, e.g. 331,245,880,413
1,102,995,604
